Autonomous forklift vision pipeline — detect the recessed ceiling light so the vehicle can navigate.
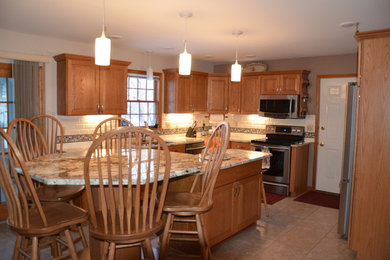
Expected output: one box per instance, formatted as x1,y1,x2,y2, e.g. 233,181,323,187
246,54,256,58
339,21,359,28
162,47,174,50
108,34,122,40
204,55,213,59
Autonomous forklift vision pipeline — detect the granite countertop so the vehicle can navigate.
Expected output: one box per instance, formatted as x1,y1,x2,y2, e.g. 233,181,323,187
24,148,270,186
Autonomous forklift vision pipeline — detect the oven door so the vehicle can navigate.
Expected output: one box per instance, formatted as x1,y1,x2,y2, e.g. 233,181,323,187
251,144,290,184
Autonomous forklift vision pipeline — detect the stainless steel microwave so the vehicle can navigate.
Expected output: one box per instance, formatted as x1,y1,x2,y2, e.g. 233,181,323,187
258,94,300,118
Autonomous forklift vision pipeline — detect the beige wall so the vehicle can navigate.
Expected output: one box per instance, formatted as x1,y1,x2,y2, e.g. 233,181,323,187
214,53,358,114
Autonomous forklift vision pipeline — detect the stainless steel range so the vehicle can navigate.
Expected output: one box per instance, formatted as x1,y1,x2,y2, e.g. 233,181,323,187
251,125,305,196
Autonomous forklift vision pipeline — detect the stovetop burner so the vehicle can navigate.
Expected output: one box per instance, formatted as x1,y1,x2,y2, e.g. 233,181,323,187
251,125,305,146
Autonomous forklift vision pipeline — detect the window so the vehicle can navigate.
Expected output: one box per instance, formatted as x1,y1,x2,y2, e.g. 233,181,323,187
123,70,161,127
0,63,14,132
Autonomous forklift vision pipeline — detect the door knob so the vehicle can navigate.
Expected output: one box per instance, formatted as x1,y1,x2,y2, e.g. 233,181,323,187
320,142,325,146
321,126,325,130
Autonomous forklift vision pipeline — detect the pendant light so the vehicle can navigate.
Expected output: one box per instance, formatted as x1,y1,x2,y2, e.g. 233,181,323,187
179,12,192,75
95,0,111,66
146,50,153,81
231,30,243,82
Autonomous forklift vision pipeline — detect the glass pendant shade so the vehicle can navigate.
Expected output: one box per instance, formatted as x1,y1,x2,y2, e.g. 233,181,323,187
146,67,153,81
231,61,242,82
95,31,111,66
179,47,192,75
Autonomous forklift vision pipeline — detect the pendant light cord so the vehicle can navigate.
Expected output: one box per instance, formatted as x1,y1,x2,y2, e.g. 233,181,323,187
235,34,239,62
102,0,106,33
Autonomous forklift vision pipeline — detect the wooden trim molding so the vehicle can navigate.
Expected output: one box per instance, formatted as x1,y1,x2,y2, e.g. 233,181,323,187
312,73,357,189
0,63,12,77
355,28,390,40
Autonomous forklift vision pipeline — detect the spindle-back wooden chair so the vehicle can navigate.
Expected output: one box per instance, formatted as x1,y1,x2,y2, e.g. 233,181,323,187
0,129,88,259
160,121,230,260
84,126,171,260
92,116,134,141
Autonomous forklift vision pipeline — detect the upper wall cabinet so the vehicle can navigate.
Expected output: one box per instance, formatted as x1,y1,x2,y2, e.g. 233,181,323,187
163,69,208,113
240,75,261,114
54,53,130,115
259,70,309,95
207,74,229,114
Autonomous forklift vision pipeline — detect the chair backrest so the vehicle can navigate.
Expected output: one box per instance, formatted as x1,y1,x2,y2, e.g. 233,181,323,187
8,118,49,161
191,121,230,205
30,114,64,154
92,117,134,140
0,129,48,229
84,127,171,235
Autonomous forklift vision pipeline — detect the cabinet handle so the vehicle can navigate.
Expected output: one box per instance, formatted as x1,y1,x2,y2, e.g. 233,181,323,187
96,104,100,113
101,104,104,113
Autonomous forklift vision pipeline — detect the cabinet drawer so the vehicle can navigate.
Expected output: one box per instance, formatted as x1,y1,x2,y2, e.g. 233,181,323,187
230,141,251,150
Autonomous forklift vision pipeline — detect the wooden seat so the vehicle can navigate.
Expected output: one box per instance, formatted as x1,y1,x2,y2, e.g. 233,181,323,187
84,127,171,260
0,129,88,259
92,116,134,140
160,121,230,260
8,118,88,249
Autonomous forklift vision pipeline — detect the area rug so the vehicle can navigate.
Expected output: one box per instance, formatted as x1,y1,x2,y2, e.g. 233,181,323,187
294,190,340,209
265,192,287,205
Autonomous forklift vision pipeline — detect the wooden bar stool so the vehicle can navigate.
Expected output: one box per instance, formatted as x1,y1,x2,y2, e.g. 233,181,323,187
160,122,230,260
0,129,88,259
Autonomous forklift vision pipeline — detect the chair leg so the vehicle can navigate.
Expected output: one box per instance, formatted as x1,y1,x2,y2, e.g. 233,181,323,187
108,242,116,260
143,238,155,260
76,224,88,248
12,235,23,260
160,213,173,259
196,214,210,260
64,229,78,259
31,237,39,260
260,175,269,217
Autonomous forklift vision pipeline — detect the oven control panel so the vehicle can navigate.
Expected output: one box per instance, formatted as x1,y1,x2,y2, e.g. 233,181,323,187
265,125,304,136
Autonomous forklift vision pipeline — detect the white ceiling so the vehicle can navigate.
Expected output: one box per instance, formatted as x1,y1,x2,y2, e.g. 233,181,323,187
1,0,389,63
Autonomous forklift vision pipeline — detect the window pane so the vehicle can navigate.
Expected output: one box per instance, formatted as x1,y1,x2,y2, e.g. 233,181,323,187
148,115,156,126
0,78,6,101
131,102,139,114
139,115,148,126
130,78,137,89
139,78,147,89
140,102,148,114
131,115,140,126
146,79,154,90
8,78,15,102
147,90,154,101
0,103,8,128
8,103,15,123
139,89,146,101
148,103,156,114
129,88,137,100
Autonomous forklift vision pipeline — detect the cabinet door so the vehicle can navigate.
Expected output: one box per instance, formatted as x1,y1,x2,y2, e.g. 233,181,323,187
280,74,300,94
190,74,208,112
230,141,251,150
168,144,186,153
235,175,261,231
259,74,279,94
99,64,127,114
228,81,241,114
207,76,228,113
66,59,100,115
203,183,234,246
241,76,261,114
290,144,309,196
176,75,192,112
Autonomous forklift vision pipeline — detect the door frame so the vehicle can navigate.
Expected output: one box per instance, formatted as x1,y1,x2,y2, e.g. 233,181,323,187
312,74,357,189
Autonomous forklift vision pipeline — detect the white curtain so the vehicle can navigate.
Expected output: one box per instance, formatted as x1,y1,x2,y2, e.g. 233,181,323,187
12,60,41,119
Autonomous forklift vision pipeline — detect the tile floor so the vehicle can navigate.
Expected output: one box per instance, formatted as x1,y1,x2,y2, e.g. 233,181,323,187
0,197,357,259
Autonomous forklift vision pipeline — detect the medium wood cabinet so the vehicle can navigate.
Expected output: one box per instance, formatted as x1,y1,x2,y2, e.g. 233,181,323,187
207,74,229,114
348,29,390,259
241,75,261,114
54,53,130,115
289,144,309,196
163,69,208,113
228,81,241,114
230,141,252,150
168,144,186,153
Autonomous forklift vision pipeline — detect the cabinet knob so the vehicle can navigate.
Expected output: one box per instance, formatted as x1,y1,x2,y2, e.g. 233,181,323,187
321,126,325,130
320,142,325,147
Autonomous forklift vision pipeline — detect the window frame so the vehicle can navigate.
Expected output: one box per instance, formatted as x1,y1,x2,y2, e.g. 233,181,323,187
125,69,162,129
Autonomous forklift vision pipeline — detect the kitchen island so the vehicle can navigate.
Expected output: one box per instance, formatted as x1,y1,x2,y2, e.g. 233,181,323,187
24,147,270,259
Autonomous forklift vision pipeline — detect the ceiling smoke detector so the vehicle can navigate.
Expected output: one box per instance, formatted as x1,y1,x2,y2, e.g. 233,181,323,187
340,21,359,31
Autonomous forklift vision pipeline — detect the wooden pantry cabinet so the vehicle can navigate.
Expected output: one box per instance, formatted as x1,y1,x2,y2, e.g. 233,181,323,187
163,69,208,113
54,53,130,115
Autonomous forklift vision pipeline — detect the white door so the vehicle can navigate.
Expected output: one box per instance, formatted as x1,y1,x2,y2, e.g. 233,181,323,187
316,77,356,193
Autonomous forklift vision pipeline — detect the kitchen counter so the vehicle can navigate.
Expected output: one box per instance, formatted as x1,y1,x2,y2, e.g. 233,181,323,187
24,148,271,185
